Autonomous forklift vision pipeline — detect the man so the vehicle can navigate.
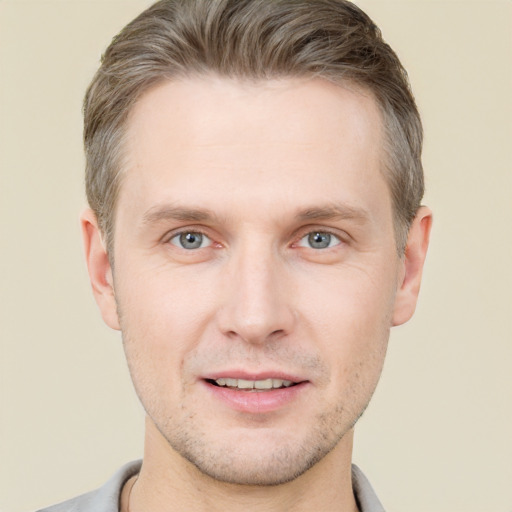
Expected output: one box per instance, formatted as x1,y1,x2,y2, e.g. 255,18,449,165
39,0,431,510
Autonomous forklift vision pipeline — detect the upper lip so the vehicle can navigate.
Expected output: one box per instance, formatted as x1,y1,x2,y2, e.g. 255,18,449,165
203,370,307,384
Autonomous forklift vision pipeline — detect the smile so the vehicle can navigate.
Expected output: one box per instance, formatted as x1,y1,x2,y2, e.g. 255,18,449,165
208,378,295,390
204,376,307,413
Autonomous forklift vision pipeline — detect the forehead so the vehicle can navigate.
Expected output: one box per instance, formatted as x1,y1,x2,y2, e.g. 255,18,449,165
119,76,389,224
126,75,383,157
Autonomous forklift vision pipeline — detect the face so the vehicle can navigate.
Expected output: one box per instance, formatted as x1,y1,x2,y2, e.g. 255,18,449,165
85,76,425,486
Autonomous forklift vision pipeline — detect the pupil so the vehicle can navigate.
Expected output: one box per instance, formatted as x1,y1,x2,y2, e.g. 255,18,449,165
180,232,202,249
309,232,330,249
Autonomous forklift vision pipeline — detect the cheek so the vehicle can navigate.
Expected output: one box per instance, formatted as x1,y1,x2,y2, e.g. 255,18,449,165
299,260,397,335
116,261,216,333
297,264,394,389
115,267,218,388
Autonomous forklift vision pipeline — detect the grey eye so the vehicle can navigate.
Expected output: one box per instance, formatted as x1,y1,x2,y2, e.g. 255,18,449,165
170,232,211,249
299,231,340,249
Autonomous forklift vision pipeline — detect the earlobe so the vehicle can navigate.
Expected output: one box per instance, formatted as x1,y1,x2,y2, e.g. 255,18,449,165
392,206,432,326
80,209,121,330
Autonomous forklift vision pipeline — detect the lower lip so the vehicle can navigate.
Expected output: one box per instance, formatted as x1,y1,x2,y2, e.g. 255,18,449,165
203,381,309,413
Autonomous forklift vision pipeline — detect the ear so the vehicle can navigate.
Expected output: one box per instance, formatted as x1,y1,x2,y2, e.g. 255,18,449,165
392,206,432,326
80,209,120,330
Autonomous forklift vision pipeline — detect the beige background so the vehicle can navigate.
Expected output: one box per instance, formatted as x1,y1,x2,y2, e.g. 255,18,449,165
1,1,510,511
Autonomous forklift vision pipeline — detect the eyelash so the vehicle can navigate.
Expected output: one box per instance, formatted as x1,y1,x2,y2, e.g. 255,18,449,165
296,230,342,250
164,227,346,251
167,229,213,250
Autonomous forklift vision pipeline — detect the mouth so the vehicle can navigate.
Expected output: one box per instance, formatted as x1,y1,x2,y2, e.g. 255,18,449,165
206,377,297,391
202,372,308,413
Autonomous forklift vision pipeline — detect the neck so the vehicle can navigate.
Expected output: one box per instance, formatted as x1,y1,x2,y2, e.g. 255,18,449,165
125,417,359,512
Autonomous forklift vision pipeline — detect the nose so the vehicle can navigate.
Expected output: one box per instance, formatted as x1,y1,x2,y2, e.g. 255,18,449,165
217,241,296,345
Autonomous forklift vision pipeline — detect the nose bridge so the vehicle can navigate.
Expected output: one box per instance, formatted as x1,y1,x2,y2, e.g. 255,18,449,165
219,235,294,344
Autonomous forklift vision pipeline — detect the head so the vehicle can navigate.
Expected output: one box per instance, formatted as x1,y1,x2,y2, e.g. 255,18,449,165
84,0,424,257
82,0,431,489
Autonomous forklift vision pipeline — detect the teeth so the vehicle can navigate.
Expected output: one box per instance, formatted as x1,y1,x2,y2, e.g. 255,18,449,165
254,379,273,390
213,378,294,390
237,379,254,389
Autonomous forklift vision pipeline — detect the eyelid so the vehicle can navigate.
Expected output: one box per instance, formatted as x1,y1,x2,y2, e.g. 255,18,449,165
161,226,214,249
162,225,210,242
291,226,348,247
169,231,212,249
299,231,341,249
161,225,348,250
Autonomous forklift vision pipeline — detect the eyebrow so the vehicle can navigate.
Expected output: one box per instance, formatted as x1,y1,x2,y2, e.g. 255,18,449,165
142,204,219,225
141,202,370,226
296,204,370,224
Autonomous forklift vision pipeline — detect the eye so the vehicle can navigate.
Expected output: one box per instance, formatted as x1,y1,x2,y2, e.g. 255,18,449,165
298,231,341,250
169,231,212,250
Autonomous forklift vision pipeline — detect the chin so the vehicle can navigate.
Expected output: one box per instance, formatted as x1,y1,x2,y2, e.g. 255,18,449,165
182,442,325,486
161,414,349,486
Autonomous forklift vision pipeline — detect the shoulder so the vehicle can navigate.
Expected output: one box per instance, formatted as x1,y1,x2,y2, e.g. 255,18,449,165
36,460,141,512
351,464,386,512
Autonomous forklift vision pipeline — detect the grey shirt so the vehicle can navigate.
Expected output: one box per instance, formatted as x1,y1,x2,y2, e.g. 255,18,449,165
37,460,385,512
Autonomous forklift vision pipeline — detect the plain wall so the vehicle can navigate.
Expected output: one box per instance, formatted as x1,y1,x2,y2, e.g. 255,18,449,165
0,1,510,511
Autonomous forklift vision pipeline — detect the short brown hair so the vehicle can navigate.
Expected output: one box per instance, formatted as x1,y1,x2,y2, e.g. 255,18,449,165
84,0,424,254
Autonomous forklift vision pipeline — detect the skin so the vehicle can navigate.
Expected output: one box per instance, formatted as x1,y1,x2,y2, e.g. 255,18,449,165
82,76,431,511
